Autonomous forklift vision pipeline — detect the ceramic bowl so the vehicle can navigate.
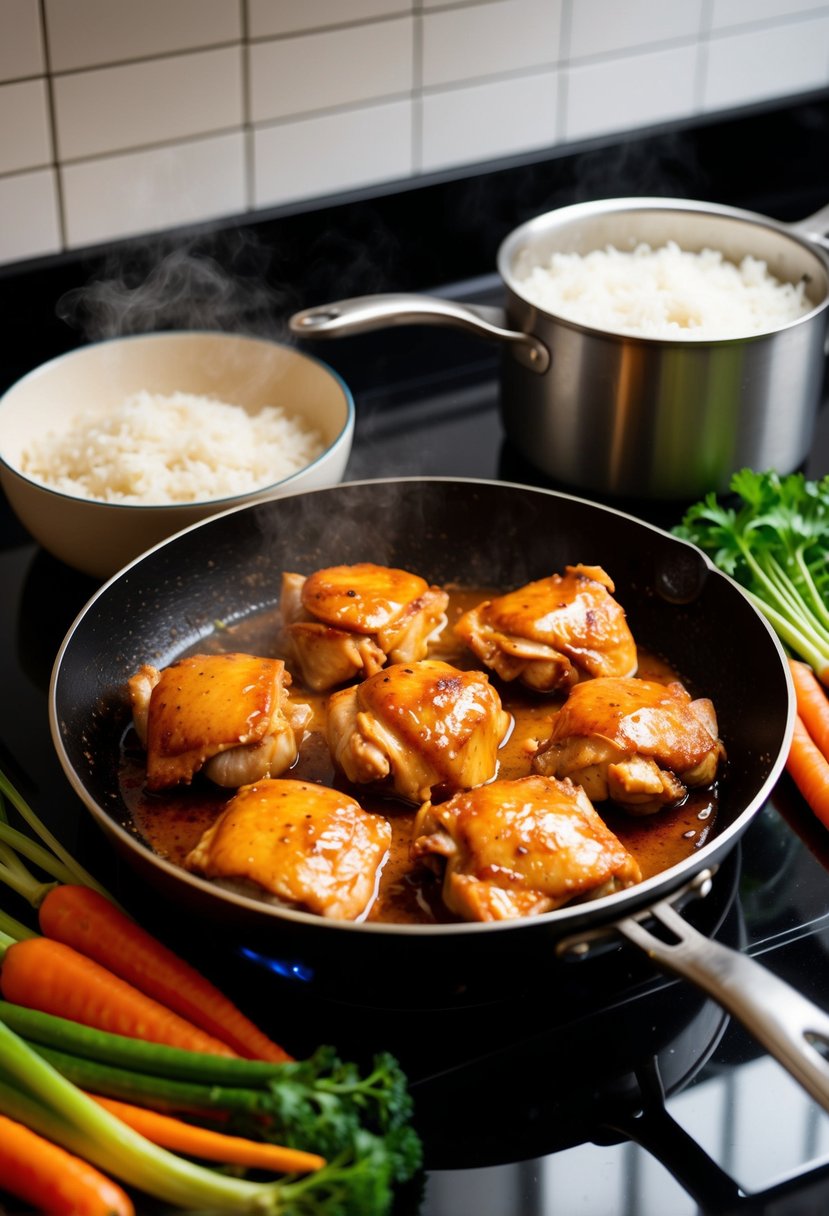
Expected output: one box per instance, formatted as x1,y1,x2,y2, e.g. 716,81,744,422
0,331,355,579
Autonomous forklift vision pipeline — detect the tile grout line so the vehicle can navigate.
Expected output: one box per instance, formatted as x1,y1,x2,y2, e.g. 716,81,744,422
37,0,67,251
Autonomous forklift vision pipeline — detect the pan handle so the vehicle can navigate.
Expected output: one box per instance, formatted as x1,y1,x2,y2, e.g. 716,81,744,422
289,293,551,373
614,897,829,1114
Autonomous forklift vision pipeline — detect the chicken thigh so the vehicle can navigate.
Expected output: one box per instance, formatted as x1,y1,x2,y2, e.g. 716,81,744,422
280,562,449,690
327,659,512,804
533,676,725,815
128,652,312,791
454,564,637,694
184,778,391,920
411,774,641,921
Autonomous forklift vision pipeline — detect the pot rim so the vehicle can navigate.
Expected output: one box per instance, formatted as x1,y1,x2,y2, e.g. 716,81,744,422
497,195,829,344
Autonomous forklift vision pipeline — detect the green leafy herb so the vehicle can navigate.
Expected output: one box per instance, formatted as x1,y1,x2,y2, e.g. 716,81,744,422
0,1001,421,1209
0,1015,420,1214
674,469,829,680
0,766,423,1213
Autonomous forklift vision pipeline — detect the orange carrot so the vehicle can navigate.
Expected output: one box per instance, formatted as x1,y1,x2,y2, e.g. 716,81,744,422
786,714,829,830
0,1110,134,1216
38,886,291,1062
789,658,829,763
0,936,238,1057
88,1093,326,1173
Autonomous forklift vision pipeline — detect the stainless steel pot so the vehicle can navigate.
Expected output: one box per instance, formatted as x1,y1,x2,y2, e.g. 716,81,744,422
290,197,829,500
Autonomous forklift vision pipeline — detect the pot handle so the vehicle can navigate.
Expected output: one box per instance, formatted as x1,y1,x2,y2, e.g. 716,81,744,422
786,202,829,252
614,896,829,1113
289,293,551,373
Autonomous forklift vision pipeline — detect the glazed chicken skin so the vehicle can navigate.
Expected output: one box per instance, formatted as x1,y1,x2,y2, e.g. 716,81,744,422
280,562,449,691
327,659,512,804
128,652,312,791
184,778,391,920
454,564,637,694
533,676,725,815
411,774,641,921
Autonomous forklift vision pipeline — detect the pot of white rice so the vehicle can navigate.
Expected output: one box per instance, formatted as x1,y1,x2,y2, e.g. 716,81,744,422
290,197,829,499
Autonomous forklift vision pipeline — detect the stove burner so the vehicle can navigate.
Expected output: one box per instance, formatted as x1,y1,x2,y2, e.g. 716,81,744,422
236,945,315,983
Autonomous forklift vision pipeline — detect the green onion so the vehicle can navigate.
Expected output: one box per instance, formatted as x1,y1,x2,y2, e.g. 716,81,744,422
0,1018,278,1211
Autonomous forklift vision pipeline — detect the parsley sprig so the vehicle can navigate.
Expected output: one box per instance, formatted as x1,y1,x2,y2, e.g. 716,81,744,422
674,469,829,680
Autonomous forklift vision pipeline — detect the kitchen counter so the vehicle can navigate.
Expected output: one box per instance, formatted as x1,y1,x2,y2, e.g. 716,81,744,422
2,325,829,1214
2,90,829,1216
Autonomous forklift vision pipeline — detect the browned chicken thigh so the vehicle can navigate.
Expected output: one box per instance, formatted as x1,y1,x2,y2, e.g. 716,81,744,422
128,652,311,791
185,778,391,920
411,774,641,921
327,658,512,804
455,564,637,693
533,676,725,815
280,562,449,691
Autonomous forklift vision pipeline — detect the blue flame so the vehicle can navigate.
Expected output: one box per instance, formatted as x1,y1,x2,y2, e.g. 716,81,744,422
236,945,315,983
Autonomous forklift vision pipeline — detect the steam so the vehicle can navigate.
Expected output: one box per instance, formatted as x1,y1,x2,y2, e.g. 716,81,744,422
566,129,703,205
445,126,703,261
56,230,293,343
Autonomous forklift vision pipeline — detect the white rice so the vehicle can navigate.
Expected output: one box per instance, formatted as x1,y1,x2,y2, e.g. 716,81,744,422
20,390,326,505
520,240,811,339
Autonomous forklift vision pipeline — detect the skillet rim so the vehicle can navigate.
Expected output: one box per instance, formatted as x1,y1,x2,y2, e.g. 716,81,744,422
47,474,797,939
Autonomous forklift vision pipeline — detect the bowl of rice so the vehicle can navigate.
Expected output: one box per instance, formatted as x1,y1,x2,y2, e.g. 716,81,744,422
0,331,355,579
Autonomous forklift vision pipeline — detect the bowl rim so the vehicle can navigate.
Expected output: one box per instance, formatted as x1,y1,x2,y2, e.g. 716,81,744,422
0,330,356,512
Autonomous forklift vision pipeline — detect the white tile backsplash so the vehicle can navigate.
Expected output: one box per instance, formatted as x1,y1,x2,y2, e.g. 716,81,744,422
61,132,246,248
709,0,829,31
420,71,558,172
249,18,413,122
44,0,241,72
248,0,411,38
53,47,244,161
0,80,52,174
0,0,826,267
565,43,699,142
421,0,561,88
567,0,704,59
253,100,413,208
0,0,44,82
703,14,829,111
0,169,61,264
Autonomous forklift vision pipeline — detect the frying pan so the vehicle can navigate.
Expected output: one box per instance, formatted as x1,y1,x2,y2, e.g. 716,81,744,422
48,477,829,1113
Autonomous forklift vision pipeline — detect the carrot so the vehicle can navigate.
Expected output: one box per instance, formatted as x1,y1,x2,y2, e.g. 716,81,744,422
786,714,829,830
88,1093,326,1173
0,936,238,1057
38,885,291,1062
0,1110,134,1216
789,658,829,763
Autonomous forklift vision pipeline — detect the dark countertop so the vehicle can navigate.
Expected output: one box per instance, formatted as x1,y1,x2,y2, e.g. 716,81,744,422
2,89,829,1216
3,336,829,1215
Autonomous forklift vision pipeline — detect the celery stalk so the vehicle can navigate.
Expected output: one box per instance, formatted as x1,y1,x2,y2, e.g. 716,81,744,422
0,820,78,889
0,1018,280,1212
0,911,37,945
0,769,112,898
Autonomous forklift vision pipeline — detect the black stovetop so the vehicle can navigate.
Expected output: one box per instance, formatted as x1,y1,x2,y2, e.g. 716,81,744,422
3,324,829,1216
3,92,829,1216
